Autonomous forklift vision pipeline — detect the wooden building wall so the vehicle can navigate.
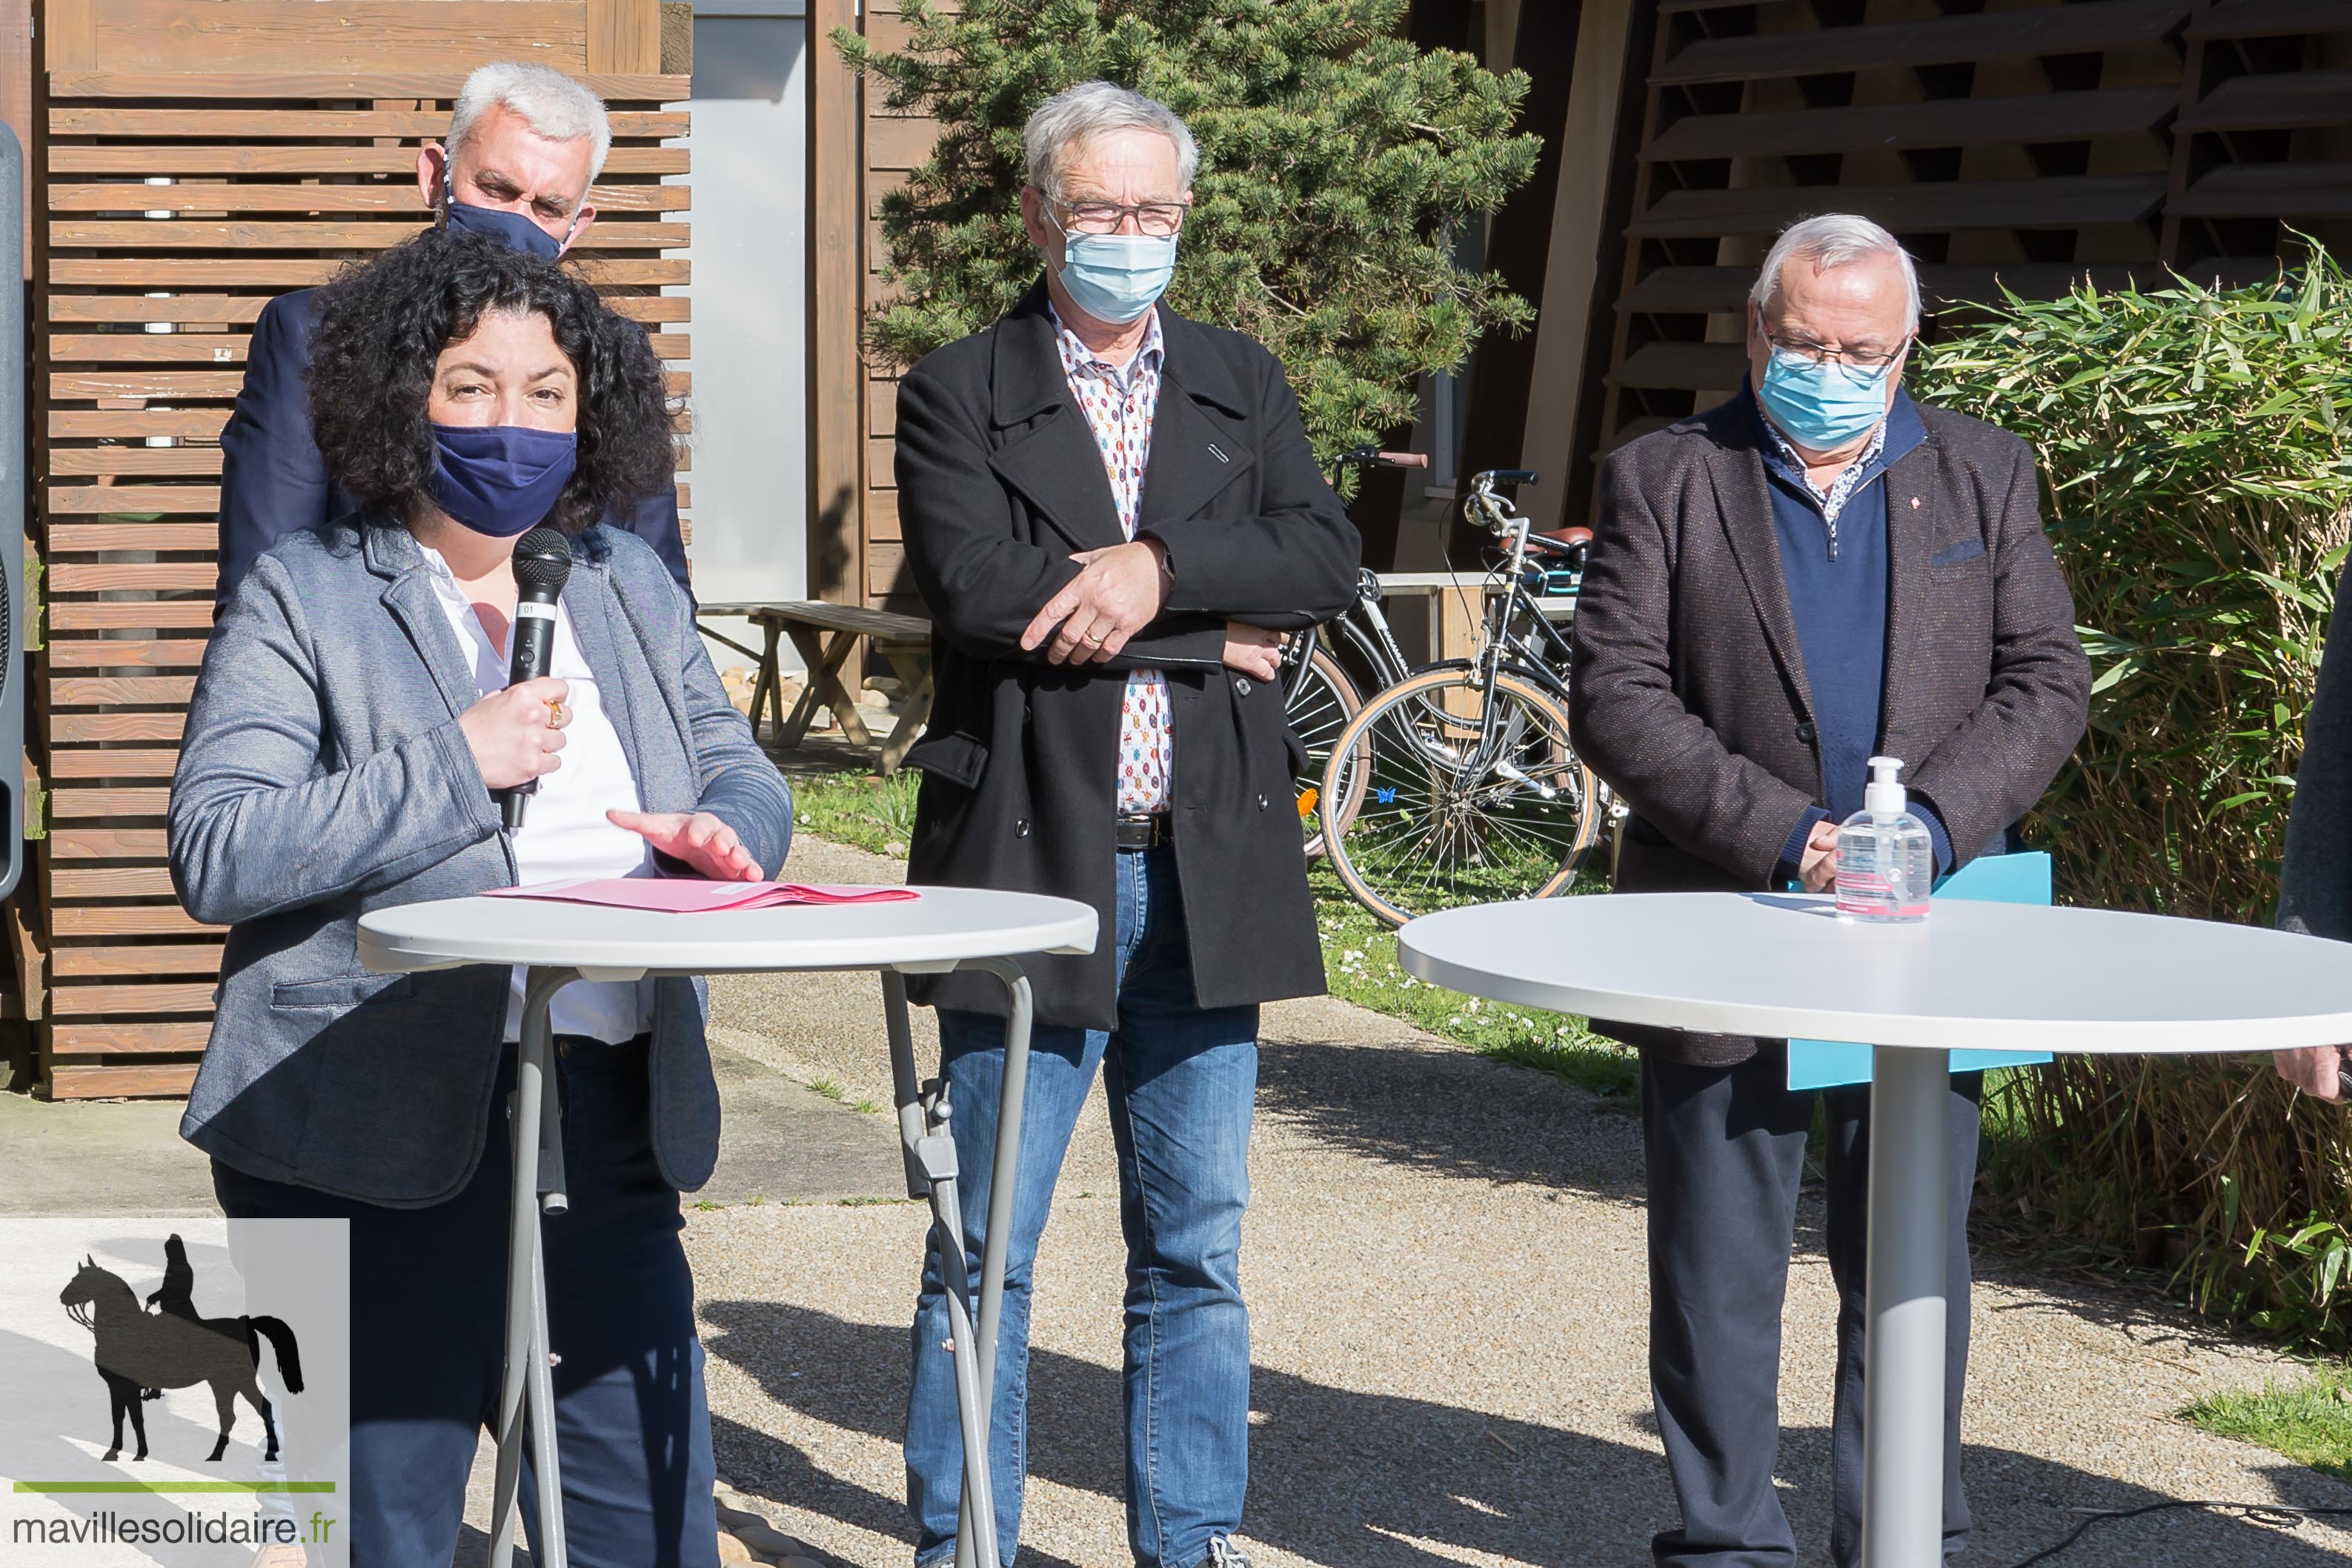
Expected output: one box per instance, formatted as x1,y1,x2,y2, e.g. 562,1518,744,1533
22,0,692,1098
806,0,943,616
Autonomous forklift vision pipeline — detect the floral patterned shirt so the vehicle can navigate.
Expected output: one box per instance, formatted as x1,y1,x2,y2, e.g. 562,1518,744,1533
1051,305,1173,815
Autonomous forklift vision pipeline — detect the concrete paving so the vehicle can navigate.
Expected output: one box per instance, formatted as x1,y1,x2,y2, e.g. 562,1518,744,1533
15,831,2352,1566
691,837,2352,1568
0,1005,906,1220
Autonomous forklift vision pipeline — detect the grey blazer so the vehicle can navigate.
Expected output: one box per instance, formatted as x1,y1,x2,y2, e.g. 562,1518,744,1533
171,519,793,1207
1569,396,2090,1064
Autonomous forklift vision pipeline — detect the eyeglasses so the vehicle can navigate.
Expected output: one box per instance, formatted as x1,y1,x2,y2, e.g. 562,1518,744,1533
1762,328,1910,373
1053,199,1186,238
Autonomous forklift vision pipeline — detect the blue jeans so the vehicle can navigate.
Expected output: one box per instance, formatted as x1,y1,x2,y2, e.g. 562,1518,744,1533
906,843,1259,1568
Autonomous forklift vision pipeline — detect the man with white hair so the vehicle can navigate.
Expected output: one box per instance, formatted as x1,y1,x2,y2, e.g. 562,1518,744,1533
891,80,1358,1568
214,60,688,609
1569,215,2090,1566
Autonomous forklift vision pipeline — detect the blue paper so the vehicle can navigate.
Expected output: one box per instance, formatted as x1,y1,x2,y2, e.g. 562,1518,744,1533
1786,851,2057,1091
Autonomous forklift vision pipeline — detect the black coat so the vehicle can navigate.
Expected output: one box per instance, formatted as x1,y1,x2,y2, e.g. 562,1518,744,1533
214,288,694,614
1569,396,2091,1063
894,283,1361,1029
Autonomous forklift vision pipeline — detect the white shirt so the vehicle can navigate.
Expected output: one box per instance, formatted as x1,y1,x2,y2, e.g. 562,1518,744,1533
419,545,657,1044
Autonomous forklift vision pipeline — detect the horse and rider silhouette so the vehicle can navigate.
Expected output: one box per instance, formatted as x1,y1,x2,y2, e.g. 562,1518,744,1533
59,1236,303,1464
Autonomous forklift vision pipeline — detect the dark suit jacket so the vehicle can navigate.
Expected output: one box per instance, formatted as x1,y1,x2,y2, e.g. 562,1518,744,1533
2279,561,2352,943
894,282,1361,1029
213,288,693,614
1569,395,2090,1065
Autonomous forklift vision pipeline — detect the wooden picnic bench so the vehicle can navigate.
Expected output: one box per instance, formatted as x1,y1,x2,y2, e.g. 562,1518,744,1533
697,601,935,773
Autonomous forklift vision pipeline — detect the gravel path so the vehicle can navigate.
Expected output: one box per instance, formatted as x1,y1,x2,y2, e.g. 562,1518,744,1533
684,837,2352,1568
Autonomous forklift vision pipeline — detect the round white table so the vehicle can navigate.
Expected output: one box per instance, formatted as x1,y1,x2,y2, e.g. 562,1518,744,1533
359,888,1097,1568
1398,891,2352,1568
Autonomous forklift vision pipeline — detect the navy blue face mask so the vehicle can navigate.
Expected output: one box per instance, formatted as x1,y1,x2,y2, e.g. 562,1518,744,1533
441,167,573,261
428,423,579,537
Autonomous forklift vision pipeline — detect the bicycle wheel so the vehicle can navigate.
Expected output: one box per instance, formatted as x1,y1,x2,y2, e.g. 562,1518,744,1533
1321,666,1601,927
1286,648,1365,858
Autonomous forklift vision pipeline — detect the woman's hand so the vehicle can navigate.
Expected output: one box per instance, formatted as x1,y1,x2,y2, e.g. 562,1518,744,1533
462,677,569,791
1223,623,1284,682
2273,1045,2350,1103
608,810,763,882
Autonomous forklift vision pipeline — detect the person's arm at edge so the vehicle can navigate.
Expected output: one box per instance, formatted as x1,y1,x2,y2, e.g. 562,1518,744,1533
618,479,694,603
2279,559,2352,944
214,293,333,617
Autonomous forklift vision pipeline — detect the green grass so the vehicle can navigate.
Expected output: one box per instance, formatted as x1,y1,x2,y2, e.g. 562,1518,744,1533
788,768,920,858
778,764,1638,1100
1307,863,1639,1100
2182,1364,2352,1481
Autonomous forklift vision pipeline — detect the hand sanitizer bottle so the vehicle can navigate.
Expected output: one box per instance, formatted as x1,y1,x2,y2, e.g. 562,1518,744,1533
1835,757,1933,923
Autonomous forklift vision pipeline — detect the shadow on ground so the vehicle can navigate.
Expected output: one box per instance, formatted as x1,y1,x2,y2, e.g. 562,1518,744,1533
1252,1032,1647,1202
701,1301,2352,1568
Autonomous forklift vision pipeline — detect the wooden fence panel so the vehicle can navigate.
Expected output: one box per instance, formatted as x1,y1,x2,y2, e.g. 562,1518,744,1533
27,10,690,1097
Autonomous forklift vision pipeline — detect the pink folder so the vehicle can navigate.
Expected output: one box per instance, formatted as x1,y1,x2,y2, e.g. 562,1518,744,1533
485,879,918,913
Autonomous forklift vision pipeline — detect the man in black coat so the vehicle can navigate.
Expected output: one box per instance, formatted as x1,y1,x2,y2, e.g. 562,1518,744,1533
213,61,688,614
891,81,1358,1568
1569,215,2089,1568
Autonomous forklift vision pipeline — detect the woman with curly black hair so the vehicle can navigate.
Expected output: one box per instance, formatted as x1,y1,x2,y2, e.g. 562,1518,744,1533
170,230,790,1568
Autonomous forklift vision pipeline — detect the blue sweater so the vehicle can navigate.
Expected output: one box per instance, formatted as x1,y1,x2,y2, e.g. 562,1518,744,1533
1744,388,1954,883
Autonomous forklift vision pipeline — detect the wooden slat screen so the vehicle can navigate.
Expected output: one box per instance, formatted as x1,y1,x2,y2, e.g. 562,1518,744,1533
28,20,690,1097
1586,0,2352,518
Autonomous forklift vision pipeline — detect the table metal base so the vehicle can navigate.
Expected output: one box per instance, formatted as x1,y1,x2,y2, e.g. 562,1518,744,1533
883,960,1036,1568
482,958,1037,1568
1862,1043,1952,1568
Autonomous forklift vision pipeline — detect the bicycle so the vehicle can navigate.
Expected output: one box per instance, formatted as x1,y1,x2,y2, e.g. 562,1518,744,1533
1318,468,1611,926
1286,446,1432,856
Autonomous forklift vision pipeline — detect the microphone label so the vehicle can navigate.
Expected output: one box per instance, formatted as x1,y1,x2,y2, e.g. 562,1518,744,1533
515,602,557,622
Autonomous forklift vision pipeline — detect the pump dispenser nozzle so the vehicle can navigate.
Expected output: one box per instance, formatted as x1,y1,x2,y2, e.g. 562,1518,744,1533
1864,756,1907,819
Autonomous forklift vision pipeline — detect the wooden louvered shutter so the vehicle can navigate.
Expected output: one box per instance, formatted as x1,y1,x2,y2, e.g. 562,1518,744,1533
1584,0,2193,516
2166,1,2352,270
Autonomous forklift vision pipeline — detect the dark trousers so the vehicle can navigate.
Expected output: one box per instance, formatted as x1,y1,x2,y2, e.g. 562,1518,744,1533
213,1037,719,1568
1642,1043,1979,1568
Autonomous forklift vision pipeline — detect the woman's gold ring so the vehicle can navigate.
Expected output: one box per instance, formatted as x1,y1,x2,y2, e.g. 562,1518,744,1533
545,700,564,730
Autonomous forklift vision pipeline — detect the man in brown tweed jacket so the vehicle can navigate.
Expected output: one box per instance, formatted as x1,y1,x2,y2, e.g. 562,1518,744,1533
1569,215,2089,1568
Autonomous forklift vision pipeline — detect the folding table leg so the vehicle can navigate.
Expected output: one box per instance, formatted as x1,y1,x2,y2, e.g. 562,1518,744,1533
491,966,578,1568
1861,1044,1950,1568
883,962,1035,1568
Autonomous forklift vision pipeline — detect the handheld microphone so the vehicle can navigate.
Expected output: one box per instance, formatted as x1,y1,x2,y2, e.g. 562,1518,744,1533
502,525,574,832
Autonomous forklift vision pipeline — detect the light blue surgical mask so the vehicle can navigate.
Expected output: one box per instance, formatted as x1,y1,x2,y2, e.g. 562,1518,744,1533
1756,347,1901,450
1046,209,1177,325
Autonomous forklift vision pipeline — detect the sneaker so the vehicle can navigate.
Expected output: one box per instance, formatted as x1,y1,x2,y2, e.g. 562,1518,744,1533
1202,1540,1251,1568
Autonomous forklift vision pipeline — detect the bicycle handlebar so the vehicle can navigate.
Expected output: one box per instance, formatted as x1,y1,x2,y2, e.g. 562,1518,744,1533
1335,445,1431,471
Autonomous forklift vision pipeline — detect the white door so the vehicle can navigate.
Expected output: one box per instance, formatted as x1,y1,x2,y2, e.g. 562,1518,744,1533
680,1,809,641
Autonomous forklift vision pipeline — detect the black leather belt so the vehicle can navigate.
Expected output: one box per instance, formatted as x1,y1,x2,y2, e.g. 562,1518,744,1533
1116,814,1169,850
